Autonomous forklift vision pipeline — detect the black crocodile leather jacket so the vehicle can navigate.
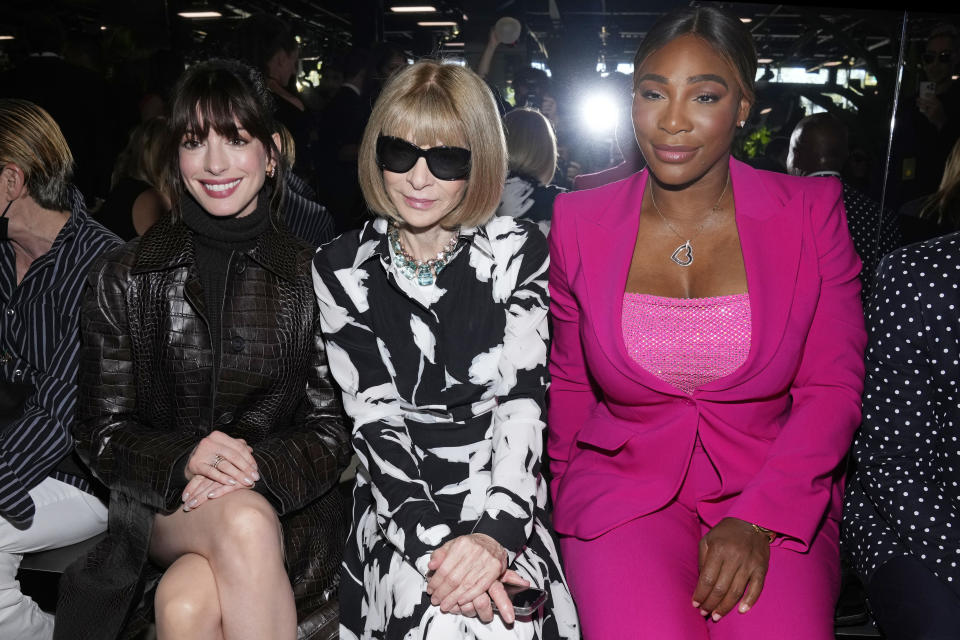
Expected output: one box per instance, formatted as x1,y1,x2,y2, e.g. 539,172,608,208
53,216,351,640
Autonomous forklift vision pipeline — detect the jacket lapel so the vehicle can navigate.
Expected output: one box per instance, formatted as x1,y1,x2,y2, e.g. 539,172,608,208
132,219,208,320
701,159,803,391
577,170,680,393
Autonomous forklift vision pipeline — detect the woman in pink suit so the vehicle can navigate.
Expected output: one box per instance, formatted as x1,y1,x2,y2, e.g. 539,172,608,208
548,6,867,639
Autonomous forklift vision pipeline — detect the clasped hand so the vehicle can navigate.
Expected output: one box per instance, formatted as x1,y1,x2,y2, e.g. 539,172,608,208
692,517,771,622
426,533,529,624
181,430,260,511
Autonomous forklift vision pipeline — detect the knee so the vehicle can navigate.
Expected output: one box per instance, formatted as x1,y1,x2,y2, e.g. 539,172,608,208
154,574,220,633
212,492,283,559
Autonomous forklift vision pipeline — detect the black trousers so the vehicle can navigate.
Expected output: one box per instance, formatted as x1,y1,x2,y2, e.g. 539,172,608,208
868,554,960,640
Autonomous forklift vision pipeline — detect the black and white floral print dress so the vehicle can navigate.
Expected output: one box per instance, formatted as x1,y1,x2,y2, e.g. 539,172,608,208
312,216,579,640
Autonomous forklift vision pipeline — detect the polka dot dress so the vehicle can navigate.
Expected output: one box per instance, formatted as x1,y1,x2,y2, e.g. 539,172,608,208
841,231,960,593
841,182,902,300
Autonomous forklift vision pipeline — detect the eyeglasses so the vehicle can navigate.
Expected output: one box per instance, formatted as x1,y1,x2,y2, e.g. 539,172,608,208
922,50,953,64
376,135,471,181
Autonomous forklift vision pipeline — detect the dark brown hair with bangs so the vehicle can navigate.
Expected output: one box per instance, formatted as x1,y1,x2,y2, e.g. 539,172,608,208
166,58,285,221
358,60,507,228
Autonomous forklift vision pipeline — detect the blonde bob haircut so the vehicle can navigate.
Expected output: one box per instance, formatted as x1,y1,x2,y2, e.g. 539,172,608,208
503,107,558,186
358,60,507,228
0,99,74,211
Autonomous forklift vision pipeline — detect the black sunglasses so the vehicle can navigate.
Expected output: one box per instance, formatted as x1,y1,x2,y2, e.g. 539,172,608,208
376,135,471,181
922,51,953,64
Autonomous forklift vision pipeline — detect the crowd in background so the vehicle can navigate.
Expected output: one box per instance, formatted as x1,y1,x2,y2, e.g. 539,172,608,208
1,5,959,640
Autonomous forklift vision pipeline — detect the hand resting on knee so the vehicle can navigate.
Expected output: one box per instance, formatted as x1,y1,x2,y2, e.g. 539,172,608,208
181,430,261,511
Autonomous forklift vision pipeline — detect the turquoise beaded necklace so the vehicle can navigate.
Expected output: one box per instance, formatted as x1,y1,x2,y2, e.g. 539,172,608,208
388,223,461,286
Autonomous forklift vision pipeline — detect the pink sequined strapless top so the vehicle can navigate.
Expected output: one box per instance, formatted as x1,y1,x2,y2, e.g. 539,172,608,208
622,292,751,395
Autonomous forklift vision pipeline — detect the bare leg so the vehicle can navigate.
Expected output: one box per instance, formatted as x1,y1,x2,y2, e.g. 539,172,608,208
150,490,297,640
155,553,224,640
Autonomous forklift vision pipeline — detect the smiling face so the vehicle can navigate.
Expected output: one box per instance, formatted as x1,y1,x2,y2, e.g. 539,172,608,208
178,120,276,218
382,138,467,232
632,34,751,187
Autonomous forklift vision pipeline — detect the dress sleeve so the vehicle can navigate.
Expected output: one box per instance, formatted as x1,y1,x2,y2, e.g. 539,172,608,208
471,227,550,562
250,297,352,515
852,251,960,591
312,249,455,575
75,253,199,513
725,179,867,551
546,197,600,504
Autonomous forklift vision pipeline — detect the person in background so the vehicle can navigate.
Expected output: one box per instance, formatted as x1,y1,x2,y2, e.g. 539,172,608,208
0,99,119,639
892,24,960,208
237,14,319,188
364,42,408,107
787,112,901,298
276,122,336,248
899,136,960,244
549,7,866,638
573,72,646,190
54,59,350,640
842,231,960,640
318,47,373,232
96,116,171,240
314,60,579,640
496,107,565,235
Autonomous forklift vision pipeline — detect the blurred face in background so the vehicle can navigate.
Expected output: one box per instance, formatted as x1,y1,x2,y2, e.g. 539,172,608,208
923,35,957,85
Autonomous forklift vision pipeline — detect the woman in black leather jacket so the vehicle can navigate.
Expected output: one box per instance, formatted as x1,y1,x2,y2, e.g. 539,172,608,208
54,59,351,640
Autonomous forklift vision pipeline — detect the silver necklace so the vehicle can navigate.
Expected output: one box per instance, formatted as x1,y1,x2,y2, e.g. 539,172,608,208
388,223,460,286
649,173,730,267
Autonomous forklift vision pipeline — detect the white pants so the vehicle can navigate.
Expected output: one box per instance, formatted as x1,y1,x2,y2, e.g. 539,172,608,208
0,477,108,640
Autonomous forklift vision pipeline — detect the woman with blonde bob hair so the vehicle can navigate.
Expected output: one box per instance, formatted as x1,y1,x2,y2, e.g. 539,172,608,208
496,107,565,234
313,60,579,639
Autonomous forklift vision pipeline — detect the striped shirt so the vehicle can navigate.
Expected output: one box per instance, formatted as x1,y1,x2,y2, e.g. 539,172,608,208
0,187,121,526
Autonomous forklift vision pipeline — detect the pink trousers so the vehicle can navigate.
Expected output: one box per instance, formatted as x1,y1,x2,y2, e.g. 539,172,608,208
560,444,840,639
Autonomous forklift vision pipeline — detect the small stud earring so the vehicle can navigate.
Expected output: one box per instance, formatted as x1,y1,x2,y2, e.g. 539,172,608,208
267,165,276,178
738,120,746,128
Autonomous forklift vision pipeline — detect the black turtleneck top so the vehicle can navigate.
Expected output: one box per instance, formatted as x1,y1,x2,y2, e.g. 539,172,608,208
180,189,272,376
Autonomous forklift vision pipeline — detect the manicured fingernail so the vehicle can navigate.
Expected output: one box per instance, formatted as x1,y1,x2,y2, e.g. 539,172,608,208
739,604,750,613
207,492,216,498
712,612,721,622
252,471,260,480
699,608,709,616
243,477,253,485
182,505,190,512
188,498,199,507
692,600,700,608
228,479,237,485
182,492,190,502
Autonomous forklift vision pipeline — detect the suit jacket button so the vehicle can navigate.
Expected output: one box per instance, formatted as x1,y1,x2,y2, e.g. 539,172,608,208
231,335,245,352
235,258,246,275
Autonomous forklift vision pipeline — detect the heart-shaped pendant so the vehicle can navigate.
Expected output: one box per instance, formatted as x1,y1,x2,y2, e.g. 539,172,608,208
670,241,694,267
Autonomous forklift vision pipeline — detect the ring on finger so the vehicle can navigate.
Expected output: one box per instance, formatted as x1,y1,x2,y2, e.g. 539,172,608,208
211,454,224,471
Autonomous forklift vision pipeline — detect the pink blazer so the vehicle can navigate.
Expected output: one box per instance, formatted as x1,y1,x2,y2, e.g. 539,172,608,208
548,158,867,551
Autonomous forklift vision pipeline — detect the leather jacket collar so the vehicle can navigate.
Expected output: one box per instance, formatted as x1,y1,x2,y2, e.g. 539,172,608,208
131,216,299,282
